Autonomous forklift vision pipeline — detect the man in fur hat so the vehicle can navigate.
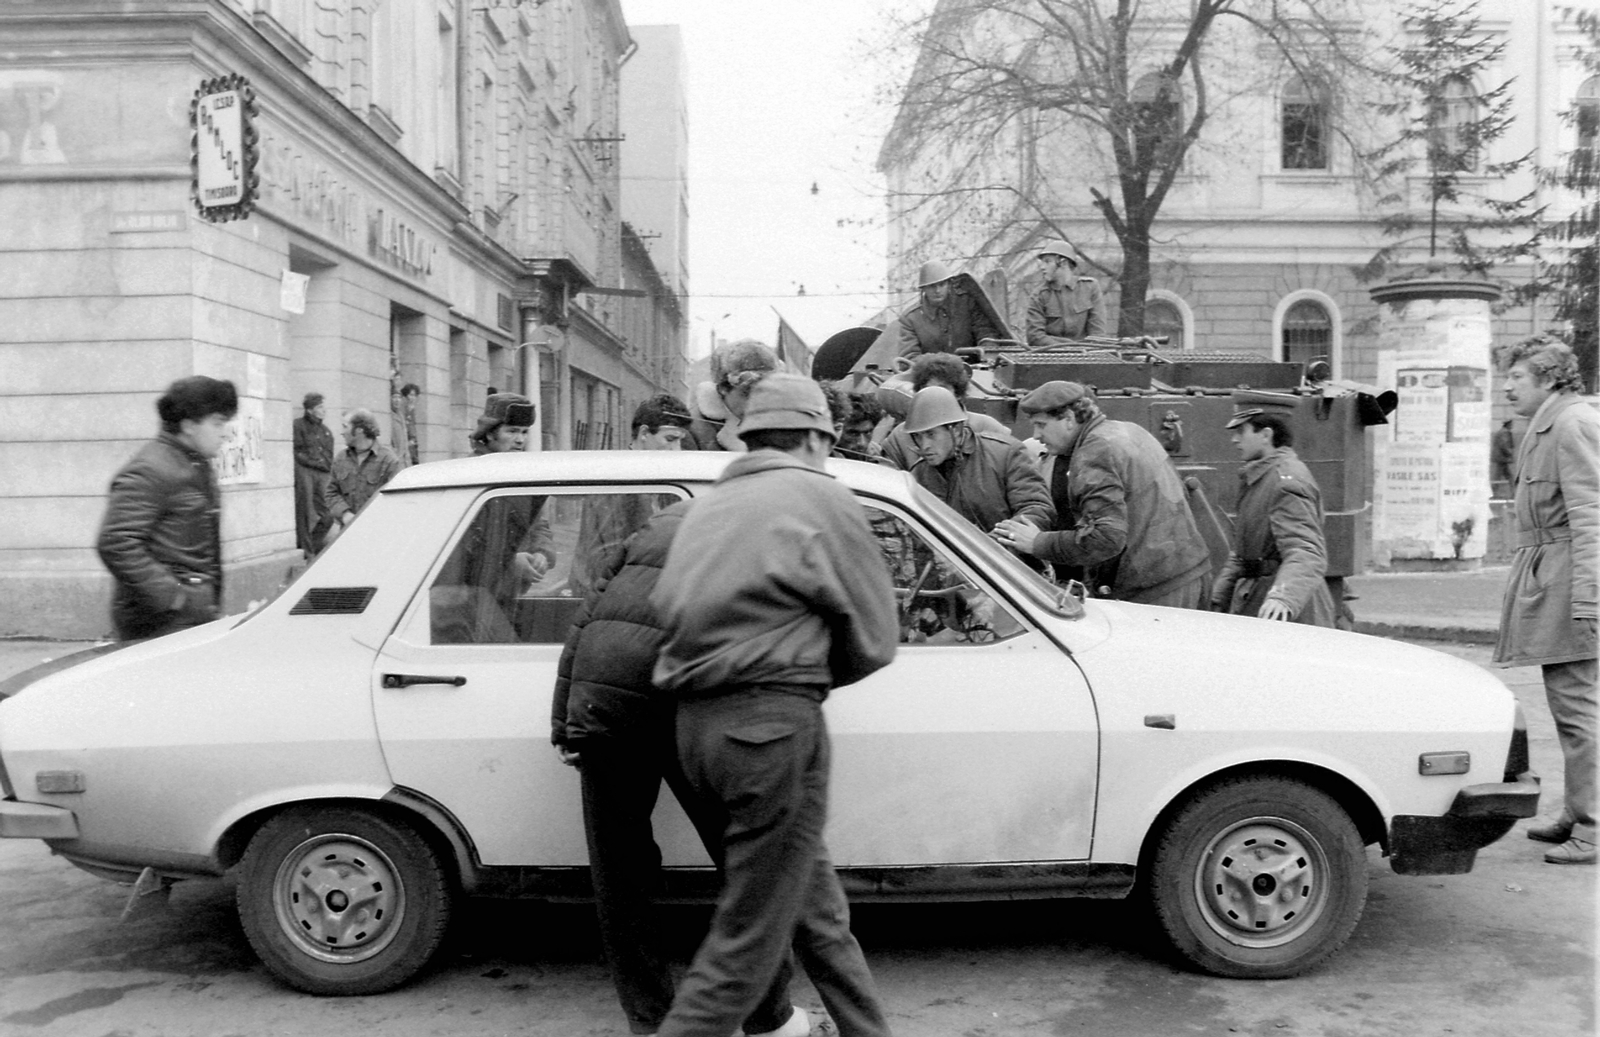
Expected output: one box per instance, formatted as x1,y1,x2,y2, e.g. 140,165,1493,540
97,376,238,640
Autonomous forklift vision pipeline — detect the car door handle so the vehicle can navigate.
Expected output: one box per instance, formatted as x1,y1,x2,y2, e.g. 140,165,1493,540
382,673,467,689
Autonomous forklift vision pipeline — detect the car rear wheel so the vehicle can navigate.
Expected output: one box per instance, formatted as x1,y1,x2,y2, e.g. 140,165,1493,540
1149,776,1367,979
236,806,452,995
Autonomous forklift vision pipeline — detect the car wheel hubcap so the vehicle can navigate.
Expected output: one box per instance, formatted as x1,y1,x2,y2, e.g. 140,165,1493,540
1194,817,1329,948
272,834,405,964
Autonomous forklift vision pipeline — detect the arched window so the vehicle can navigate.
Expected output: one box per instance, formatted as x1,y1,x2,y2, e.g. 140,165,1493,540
1132,72,1184,169
1144,297,1185,350
1281,299,1332,368
1281,77,1328,170
1578,76,1600,153
1433,75,1480,172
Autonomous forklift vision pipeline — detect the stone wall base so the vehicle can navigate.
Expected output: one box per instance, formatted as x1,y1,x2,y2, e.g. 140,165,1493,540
0,551,306,640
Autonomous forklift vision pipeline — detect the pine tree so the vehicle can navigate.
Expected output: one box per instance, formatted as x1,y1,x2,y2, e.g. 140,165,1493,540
1360,0,1543,284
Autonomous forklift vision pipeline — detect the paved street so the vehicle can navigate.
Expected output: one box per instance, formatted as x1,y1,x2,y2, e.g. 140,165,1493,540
0,637,1591,1037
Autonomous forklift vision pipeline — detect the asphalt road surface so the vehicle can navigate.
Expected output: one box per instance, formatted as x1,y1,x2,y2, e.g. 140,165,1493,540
0,641,1592,1037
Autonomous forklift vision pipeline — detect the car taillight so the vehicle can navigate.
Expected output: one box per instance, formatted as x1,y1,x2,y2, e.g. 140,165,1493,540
1504,702,1531,781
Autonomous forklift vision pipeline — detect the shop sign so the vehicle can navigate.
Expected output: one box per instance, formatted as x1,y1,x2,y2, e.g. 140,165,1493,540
190,75,260,223
368,207,436,277
258,135,364,245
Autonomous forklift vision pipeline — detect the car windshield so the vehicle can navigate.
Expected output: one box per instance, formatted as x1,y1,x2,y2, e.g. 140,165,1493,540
900,482,1084,620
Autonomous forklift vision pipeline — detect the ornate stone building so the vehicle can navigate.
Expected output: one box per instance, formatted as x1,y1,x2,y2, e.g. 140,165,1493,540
0,0,688,636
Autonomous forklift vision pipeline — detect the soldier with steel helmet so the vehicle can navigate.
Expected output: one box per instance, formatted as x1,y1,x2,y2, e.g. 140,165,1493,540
901,385,1053,539
896,259,1003,359
1025,239,1107,348
1210,392,1338,626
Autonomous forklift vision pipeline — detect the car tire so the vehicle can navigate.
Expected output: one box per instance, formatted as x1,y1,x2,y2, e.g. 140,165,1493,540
236,805,452,995
1149,775,1367,979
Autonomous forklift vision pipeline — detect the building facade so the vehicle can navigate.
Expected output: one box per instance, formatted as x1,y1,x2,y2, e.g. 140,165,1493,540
878,0,1587,380
0,0,686,637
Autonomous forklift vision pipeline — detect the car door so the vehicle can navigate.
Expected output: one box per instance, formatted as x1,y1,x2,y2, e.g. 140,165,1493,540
370,485,692,866
823,500,1099,866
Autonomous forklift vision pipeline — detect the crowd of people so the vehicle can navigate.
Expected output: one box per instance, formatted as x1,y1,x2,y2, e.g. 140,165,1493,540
93,299,1595,1032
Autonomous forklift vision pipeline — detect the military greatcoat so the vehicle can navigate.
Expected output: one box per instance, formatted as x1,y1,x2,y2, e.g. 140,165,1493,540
1211,446,1337,627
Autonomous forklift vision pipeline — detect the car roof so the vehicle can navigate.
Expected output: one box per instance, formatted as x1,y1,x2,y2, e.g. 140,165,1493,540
381,449,919,498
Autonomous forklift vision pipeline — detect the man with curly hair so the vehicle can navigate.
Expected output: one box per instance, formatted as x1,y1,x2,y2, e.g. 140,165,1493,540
1495,335,1599,866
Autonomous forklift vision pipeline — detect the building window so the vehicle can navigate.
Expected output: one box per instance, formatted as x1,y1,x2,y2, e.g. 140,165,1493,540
1432,75,1479,172
1281,299,1332,368
1145,297,1185,350
1281,77,1328,170
1132,71,1183,169
1577,76,1599,153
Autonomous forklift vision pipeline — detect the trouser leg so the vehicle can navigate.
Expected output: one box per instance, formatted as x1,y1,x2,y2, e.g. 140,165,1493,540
658,719,797,1036
785,718,891,1037
660,690,890,1037
294,466,315,553
579,740,676,1034
1543,659,1599,842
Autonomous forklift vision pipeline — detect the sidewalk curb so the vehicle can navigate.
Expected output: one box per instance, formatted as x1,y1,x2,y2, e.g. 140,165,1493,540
1354,620,1499,645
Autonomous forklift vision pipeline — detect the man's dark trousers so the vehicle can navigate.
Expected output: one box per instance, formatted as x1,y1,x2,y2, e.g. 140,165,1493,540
657,688,891,1037
294,463,333,554
578,725,794,1036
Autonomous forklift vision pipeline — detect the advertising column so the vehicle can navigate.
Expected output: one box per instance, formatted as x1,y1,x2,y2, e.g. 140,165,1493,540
1368,278,1502,567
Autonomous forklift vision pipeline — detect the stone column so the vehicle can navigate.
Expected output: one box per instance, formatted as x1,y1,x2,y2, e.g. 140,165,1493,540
1368,277,1501,569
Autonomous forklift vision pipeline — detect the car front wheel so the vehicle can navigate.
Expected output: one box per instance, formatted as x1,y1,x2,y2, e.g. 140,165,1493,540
1149,776,1368,979
236,806,452,995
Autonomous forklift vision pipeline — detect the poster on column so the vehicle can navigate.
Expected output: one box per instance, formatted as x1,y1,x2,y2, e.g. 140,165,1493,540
215,395,265,485
1439,441,1490,559
1375,441,1440,553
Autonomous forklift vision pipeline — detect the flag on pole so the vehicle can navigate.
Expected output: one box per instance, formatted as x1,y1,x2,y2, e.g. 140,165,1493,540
773,311,813,376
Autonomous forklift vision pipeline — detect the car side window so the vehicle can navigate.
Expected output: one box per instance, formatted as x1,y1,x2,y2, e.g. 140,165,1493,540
861,504,1026,646
429,490,680,645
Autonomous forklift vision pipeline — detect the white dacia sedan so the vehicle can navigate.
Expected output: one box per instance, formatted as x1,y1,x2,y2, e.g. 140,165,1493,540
0,452,1538,995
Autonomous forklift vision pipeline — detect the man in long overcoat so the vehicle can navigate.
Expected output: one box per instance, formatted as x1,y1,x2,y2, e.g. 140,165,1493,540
995,381,1211,607
1494,335,1598,866
1210,396,1337,626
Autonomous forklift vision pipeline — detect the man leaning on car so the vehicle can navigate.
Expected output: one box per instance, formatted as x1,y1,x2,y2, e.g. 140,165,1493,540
96,375,238,641
1494,335,1598,866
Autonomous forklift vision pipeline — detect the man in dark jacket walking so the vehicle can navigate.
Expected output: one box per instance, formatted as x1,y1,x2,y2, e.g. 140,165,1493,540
552,502,805,1037
651,373,899,1037
292,392,335,556
997,381,1211,606
97,375,237,640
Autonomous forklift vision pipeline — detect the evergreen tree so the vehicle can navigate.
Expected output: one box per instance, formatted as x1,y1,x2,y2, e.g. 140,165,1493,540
1360,0,1543,284
1520,6,1598,392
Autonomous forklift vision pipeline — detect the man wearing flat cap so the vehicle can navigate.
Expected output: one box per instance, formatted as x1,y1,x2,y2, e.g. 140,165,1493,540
1210,393,1337,626
1025,240,1107,349
995,381,1211,607
292,391,335,556
897,260,1002,359
652,373,899,1037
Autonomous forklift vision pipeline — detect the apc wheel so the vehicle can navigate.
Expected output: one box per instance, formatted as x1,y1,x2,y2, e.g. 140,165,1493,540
1149,776,1367,979
236,806,452,995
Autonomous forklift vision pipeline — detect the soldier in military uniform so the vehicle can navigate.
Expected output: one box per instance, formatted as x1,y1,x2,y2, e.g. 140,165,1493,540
897,260,1002,359
1210,394,1337,627
1025,239,1107,349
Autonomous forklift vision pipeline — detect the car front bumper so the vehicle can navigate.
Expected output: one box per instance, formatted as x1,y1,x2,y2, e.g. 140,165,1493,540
1388,772,1541,875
